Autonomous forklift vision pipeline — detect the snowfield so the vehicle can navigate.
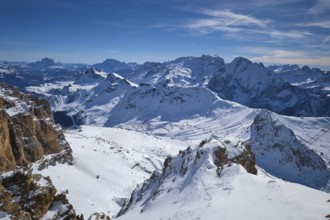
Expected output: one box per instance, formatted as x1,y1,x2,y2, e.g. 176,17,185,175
34,112,330,219
34,126,192,217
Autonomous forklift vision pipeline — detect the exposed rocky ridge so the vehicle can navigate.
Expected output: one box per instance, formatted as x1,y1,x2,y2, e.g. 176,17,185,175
117,137,257,217
129,55,225,86
249,110,330,189
268,64,329,85
208,57,330,117
0,168,83,220
0,83,73,172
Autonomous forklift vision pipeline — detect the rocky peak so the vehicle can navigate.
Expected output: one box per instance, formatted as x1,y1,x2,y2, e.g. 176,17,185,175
227,56,271,78
93,58,137,75
28,57,56,70
78,68,105,79
250,110,329,189
267,64,300,73
117,136,257,217
301,65,311,72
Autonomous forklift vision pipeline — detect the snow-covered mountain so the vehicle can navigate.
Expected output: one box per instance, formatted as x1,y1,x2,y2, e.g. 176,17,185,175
3,55,329,118
116,137,329,220
1,55,330,219
268,64,329,86
249,110,329,189
93,59,139,78
209,57,330,116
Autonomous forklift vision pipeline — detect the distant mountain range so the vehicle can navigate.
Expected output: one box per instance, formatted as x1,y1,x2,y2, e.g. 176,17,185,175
1,55,330,219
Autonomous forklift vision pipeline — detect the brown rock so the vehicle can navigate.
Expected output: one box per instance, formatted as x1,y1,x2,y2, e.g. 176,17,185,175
0,110,16,171
0,83,71,171
230,143,258,175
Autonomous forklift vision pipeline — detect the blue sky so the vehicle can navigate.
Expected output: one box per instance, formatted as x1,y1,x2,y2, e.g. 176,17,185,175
0,0,329,69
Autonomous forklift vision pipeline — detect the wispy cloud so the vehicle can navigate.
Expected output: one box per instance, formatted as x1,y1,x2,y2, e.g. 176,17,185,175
308,0,330,15
320,36,330,47
269,30,311,40
151,5,312,44
297,21,330,29
185,9,270,34
199,9,270,27
249,48,330,68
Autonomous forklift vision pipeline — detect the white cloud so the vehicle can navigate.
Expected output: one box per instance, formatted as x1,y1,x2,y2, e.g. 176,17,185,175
185,9,270,34
269,30,311,40
199,9,270,27
177,8,311,43
297,21,330,29
320,36,330,47
249,49,330,68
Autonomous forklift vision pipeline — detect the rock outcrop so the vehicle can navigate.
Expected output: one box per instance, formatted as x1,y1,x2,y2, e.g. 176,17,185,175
0,83,73,172
0,169,83,220
117,137,257,217
0,84,83,219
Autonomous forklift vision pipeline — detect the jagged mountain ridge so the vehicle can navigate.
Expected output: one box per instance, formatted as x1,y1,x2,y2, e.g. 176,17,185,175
209,57,330,116
2,55,328,118
117,137,257,217
117,137,329,220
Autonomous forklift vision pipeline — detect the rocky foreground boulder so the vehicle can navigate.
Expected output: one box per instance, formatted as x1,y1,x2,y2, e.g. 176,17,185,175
0,169,83,220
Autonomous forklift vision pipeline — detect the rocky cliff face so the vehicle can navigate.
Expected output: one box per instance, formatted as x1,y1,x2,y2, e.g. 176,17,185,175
208,57,330,117
0,84,90,219
0,83,73,172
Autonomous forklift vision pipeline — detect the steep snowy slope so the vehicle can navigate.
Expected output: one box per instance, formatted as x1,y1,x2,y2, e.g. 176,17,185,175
116,105,330,190
106,85,222,126
117,138,330,220
209,57,330,116
27,68,137,126
250,110,329,189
